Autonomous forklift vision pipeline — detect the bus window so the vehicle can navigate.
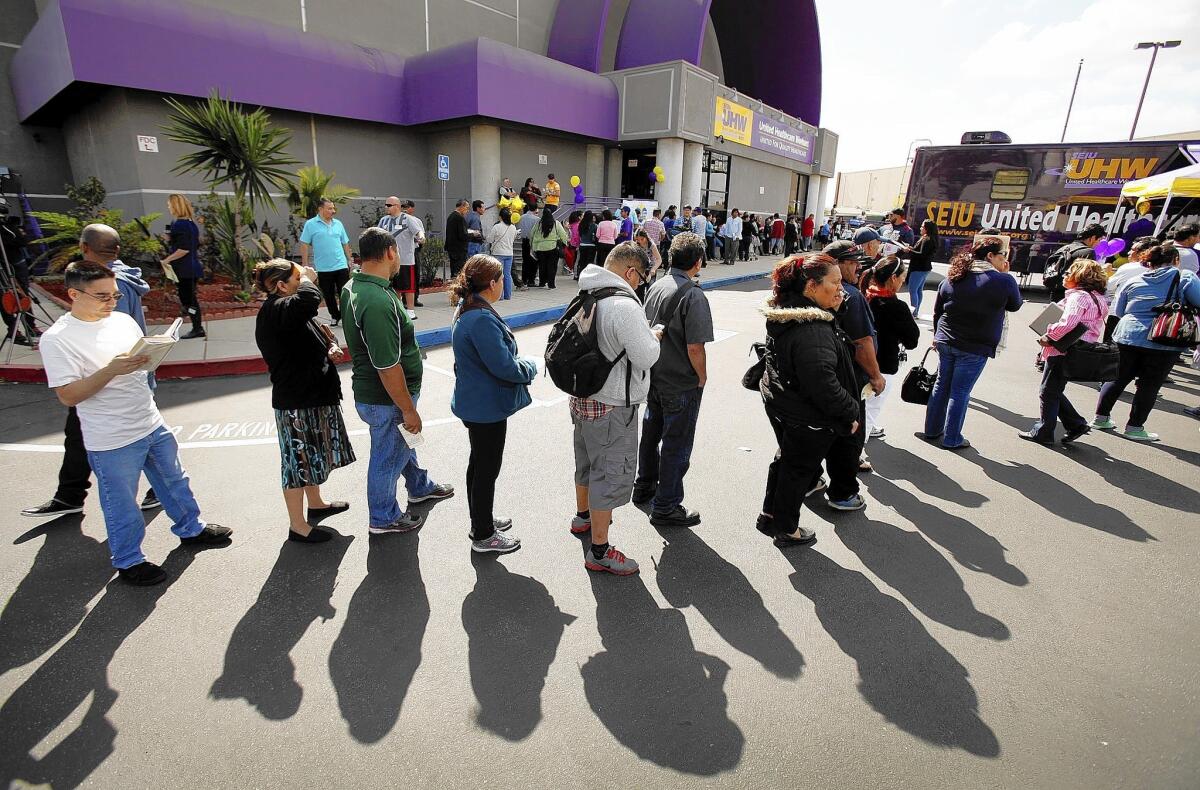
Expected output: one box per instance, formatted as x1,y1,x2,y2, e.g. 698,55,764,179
990,168,1030,201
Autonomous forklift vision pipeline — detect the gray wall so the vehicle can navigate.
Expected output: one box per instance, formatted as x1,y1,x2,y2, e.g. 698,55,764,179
145,0,555,58
0,0,73,209
499,129,591,207
726,154,793,218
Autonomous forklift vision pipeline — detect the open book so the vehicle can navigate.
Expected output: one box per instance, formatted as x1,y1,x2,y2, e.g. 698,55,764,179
127,318,183,372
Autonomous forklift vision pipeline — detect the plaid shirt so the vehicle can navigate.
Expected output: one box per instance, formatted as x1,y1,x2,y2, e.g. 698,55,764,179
642,217,666,245
569,396,614,421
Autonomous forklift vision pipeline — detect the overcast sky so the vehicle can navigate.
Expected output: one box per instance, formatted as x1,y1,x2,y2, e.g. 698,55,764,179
816,0,1200,174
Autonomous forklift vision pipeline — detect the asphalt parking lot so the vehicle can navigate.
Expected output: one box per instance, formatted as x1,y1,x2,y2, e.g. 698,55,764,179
1,279,1198,789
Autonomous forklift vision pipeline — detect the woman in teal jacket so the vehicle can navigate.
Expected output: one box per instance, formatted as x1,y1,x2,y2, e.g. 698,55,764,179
449,255,539,554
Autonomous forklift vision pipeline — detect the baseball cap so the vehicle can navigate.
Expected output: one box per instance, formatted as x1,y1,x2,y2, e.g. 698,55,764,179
853,227,884,245
823,240,860,261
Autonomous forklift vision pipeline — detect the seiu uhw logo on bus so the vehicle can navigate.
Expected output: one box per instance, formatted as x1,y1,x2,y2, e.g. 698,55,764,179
721,106,747,132
1061,157,1158,184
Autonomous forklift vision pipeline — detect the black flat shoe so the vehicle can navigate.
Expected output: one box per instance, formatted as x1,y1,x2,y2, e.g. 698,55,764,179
649,506,701,528
1018,430,1055,446
774,527,816,547
1062,425,1091,444
118,561,167,586
308,501,350,521
180,524,233,546
289,527,333,543
755,514,774,537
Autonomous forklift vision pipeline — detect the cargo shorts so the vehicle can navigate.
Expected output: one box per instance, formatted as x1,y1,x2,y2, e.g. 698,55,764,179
572,404,640,511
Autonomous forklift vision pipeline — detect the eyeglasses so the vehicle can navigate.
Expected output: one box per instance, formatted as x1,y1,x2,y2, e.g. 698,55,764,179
385,203,399,207
77,290,123,303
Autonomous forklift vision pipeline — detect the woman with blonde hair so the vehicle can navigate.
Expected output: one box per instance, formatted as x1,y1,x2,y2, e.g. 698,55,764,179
253,259,356,543
160,193,205,338
1020,259,1108,445
448,254,538,554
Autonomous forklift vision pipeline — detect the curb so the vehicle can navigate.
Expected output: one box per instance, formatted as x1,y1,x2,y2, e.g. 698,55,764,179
1,270,770,383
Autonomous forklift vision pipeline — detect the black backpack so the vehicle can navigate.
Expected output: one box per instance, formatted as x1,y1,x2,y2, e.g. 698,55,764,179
545,287,636,401
1043,242,1085,291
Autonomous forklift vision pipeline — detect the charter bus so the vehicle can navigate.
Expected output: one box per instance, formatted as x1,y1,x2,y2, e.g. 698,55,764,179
901,137,1200,281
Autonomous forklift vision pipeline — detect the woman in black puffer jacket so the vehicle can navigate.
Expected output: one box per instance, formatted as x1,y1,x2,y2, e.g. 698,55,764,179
758,253,863,547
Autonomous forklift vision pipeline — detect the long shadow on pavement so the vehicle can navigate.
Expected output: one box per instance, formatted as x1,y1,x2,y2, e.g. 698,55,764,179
860,474,1028,587
867,441,989,508
961,453,1155,542
1,516,114,676
785,547,1001,757
826,511,1010,641
653,526,805,679
329,532,429,744
461,553,576,741
580,571,744,776
210,533,354,719
0,546,202,789
970,398,1196,516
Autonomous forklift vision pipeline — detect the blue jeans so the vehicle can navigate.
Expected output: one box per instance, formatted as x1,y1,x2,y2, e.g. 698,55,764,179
355,400,436,527
467,241,484,257
496,255,514,300
88,425,205,569
635,387,703,513
908,270,931,314
924,345,988,448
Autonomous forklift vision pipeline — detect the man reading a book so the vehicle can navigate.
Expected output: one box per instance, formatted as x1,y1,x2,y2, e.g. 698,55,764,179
37,261,233,586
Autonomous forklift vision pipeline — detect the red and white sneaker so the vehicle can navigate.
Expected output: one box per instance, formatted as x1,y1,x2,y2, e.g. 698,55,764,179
569,514,591,535
585,545,639,575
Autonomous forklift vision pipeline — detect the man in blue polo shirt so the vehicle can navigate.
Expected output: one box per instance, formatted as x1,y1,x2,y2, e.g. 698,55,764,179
299,197,352,326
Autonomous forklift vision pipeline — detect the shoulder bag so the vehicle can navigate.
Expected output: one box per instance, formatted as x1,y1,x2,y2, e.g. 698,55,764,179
900,347,938,404
1149,271,1199,348
1062,292,1119,382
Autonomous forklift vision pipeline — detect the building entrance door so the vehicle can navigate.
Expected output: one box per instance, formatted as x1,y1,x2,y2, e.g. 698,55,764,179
620,148,657,200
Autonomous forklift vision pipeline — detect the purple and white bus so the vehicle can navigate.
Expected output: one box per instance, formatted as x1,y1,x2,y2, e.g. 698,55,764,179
901,139,1200,277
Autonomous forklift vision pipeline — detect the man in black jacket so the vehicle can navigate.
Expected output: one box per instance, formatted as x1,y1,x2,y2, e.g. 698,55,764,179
445,199,470,277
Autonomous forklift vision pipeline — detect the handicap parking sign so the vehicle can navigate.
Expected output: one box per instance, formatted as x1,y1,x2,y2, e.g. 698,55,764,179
437,154,450,181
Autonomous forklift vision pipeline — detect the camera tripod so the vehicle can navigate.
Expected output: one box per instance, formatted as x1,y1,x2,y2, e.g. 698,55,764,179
0,221,56,363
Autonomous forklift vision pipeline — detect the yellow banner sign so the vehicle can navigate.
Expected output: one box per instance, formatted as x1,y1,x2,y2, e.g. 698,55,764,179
714,97,753,146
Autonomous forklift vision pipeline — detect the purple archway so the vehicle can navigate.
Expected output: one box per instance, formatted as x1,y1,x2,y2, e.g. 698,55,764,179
568,0,822,127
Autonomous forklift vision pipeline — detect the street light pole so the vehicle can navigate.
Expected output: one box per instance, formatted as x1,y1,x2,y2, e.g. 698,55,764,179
1129,40,1181,140
1060,59,1083,143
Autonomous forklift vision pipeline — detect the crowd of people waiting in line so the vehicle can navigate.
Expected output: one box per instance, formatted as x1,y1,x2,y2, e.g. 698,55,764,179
19,196,1200,584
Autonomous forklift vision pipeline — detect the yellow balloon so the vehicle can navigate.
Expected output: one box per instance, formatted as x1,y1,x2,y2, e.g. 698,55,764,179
570,175,581,188
512,197,524,213
498,197,510,210
653,165,664,174
656,173,665,183
509,210,519,223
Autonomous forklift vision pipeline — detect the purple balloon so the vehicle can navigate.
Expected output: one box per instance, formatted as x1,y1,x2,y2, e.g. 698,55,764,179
648,171,658,183
1094,238,1125,258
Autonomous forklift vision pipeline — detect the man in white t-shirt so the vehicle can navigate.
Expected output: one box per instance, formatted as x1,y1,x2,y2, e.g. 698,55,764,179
39,262,232,586
1173,224,1199,274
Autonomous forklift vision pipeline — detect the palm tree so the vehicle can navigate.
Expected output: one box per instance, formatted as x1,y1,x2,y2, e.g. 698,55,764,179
285,165,361,222
161,91,299,285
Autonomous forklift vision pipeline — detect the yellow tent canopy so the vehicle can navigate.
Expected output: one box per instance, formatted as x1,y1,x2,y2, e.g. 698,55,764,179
1119,162,1200,201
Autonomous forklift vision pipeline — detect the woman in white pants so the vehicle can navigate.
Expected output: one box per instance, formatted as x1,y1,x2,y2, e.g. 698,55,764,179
863,258,920,439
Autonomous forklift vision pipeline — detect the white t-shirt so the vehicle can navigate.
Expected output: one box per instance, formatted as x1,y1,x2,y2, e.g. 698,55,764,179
1177,246,1199,274
487,222,517,256
39,312,163,452
378,213,425,267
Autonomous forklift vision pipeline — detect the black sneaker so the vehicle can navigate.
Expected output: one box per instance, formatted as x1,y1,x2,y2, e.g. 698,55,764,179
1018,430,1055,446
649,506,701,528
1062,425,1091,444
140,490,161,510
21,499,84,518
180,328,206,340
631,486,655,506
118,561,167,586
179,524,233,546
409,483,455,504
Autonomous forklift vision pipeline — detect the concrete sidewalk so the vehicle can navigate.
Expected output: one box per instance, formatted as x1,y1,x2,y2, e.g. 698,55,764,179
1,255,783,381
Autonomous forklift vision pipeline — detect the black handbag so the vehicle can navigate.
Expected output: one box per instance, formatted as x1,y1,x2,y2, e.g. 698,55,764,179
1063,341,1120,382
742,344,767,391
901,347,938,404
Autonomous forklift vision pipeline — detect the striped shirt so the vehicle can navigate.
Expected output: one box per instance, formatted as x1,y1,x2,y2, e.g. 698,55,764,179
1042,289,1108,359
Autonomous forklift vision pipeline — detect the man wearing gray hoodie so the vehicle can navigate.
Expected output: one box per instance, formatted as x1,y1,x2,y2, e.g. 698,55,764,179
568,242,661,575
